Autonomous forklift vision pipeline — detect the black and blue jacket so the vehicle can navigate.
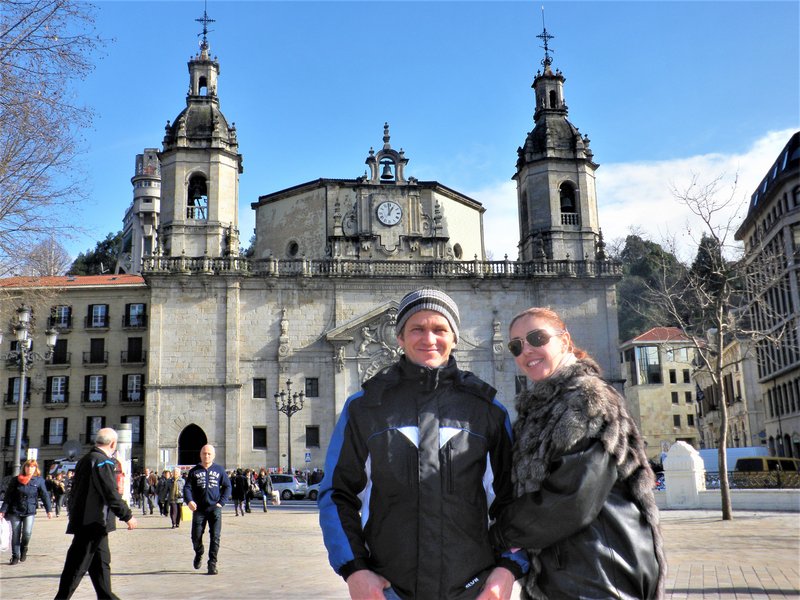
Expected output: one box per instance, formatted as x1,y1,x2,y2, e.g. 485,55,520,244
319,356,528,600
184,463,231,511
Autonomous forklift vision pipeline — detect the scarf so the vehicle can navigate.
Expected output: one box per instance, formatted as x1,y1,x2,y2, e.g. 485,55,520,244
17,475,31,486
512,357,666,600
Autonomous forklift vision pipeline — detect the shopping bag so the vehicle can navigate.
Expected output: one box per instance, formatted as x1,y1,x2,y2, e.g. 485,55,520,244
181,505,193,521
272,491,280,506
0,518,11,553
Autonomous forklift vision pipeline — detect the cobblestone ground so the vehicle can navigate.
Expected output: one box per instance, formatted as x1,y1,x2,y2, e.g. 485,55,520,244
0,504,797,599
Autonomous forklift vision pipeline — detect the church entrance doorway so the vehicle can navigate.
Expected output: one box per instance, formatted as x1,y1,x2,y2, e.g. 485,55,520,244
178,424,208,466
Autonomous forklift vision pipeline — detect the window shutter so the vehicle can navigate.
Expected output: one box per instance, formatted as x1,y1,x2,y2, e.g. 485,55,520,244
63,417,68,438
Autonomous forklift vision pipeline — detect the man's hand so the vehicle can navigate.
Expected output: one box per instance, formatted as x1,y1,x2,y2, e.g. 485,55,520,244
476,567,515,600
126,516,138,530
187,501,197,511
345,569,390,599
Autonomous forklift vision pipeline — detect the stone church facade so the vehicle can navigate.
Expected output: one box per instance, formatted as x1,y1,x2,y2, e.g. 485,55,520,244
115,27,622,471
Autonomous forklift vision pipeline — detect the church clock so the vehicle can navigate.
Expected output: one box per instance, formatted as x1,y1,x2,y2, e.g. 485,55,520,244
376,201,402,226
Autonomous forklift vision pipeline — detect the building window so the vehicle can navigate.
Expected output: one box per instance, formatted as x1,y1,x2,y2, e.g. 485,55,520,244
85,416,105,442
687,414,695,427
306,425,320,448
669,370,677,384
47,376,69,403
5,418,28,445
253,426,267,449
85,338,106,365
253,378,267,398
123,337,144,363
671,392,679,404
683,369,691,383
559,182,576,213
51,339,69,365
87,304,109,328
187,174,208,220
50,305,72,329
124,303,147,327
673,415,681,427
635,346,662,384
685,391,693,403
123,374,143,402
85,375,106,403
6,377,31,404
305,378,319,398
44,417,67,445
121,415,142,443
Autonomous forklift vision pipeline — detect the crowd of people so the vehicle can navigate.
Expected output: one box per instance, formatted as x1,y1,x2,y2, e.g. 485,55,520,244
2,287,666,599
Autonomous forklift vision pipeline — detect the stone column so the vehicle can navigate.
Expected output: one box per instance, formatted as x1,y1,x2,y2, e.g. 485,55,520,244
663,441,705,509
116,423,133,504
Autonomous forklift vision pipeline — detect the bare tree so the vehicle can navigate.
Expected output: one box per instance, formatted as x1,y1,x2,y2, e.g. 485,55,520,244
643,174,788,520
0,1,103,276
17,235,72,276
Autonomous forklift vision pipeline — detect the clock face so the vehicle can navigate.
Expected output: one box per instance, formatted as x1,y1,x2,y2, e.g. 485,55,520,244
376,201,402,226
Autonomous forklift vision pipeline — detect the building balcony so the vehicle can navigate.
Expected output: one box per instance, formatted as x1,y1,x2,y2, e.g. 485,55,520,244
41,434,66,446
47,352,71,367
120,351,147,365
81,391,107,407
120,390,145,405
44,393,69,408
122,315,148,328
1,436,29,448
82,352,109,366
48,316,73,331
84,316,110,329
3,394,30,408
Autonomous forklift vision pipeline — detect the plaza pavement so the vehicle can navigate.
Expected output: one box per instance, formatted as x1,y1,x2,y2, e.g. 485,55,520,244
0,503,798,600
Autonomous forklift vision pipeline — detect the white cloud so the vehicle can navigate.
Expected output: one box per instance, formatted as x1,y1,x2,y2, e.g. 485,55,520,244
475,128,797,262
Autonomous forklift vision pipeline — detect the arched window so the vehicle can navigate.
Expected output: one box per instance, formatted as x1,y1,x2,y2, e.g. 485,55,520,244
549,90,558,108
559,182,576,213
198,76,208,96
187,174,208,220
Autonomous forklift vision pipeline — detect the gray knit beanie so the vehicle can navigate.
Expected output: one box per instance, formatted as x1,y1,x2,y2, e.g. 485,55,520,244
395,288,460,342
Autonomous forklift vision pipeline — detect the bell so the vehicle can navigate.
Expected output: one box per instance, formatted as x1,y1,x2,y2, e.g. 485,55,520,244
380,163,394,180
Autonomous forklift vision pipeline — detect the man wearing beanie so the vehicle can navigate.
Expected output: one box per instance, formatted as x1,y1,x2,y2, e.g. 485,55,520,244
319,288,528,600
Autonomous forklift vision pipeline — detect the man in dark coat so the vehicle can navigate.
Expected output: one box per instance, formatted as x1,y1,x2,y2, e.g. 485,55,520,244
54,428,138,600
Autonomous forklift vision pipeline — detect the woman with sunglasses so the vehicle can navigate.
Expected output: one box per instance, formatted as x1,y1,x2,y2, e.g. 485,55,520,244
490,307,666,599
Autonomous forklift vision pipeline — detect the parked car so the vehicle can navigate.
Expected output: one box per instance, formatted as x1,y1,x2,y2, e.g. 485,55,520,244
306,483,320,501
732,456,800,489
269,473,307,500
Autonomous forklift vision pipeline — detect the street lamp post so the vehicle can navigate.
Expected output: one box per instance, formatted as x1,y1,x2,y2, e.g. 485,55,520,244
274,378,305,473
1,305,58,476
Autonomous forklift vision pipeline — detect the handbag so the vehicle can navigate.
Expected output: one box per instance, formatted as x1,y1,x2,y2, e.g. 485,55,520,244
0,517,11,553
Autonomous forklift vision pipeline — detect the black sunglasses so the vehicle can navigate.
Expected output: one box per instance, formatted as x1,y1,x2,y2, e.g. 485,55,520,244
507,329,565,357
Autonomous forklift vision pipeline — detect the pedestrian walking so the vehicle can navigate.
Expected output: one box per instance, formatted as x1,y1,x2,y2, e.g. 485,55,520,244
184,445,231,575
168,468,185,528
0,459,53,565
54,428,137,600
257,468,273,512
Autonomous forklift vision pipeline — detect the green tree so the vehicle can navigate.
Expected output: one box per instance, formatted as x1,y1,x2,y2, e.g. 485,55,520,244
68,231,122,275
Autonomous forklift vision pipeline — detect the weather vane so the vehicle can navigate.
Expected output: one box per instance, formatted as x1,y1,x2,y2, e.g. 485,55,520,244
536,6,554,69
195,0,215,49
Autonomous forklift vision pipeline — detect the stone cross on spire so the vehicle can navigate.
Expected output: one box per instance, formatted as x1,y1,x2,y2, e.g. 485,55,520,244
195,0,216,51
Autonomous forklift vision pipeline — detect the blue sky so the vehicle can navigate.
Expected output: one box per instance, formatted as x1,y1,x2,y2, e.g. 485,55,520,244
66,0,799,262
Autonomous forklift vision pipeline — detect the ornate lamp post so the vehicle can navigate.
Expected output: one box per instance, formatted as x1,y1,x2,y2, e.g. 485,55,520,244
274,378,305,473
0,305,58,475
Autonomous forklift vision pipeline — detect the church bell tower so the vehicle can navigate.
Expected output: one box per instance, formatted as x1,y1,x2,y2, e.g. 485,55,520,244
157,8,243,258
515,21,602,262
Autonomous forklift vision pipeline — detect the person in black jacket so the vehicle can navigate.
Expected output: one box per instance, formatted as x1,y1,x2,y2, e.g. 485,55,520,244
54,428,138,600
319,288,528,600
489,307,665,599
184,444,231,575
0,459,52,565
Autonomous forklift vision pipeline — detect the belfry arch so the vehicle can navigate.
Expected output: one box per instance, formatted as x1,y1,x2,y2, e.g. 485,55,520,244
178,424,208,466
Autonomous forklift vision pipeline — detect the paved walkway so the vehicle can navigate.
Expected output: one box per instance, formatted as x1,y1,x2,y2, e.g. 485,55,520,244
0,504,797,599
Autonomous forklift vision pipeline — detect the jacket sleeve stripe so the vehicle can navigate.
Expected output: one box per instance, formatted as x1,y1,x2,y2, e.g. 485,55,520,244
319,392,369,573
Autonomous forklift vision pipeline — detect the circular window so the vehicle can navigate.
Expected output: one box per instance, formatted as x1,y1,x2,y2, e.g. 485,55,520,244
287,241,299,257
453,243,463,259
